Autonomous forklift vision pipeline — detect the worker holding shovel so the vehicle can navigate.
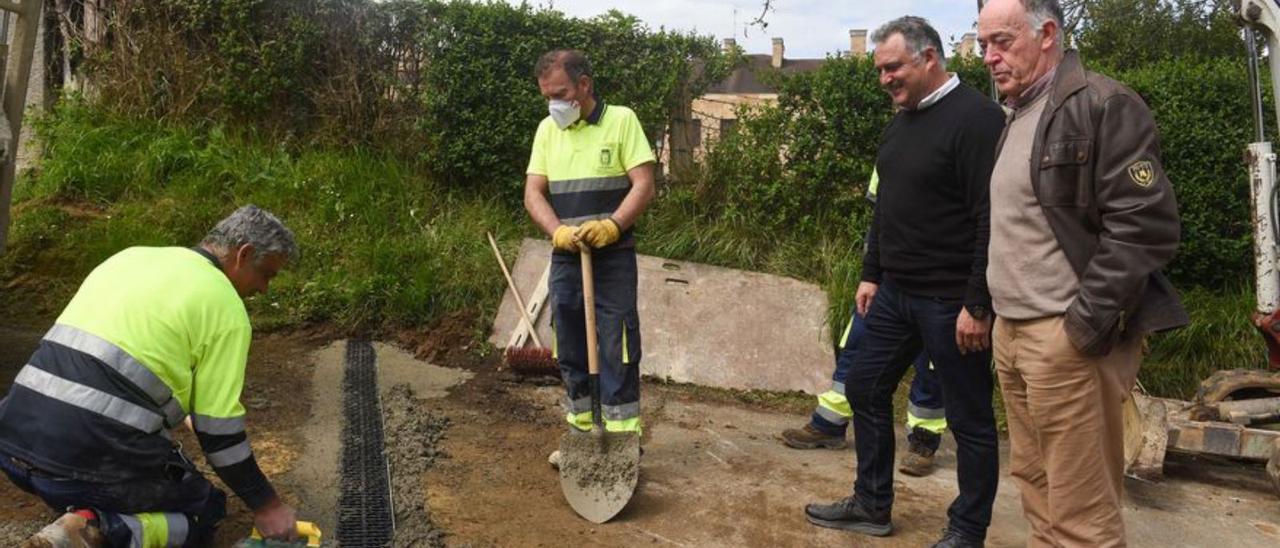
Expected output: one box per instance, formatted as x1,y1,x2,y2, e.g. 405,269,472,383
523,49,655,521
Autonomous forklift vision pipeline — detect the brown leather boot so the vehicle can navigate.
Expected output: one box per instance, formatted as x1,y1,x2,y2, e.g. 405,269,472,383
780,424,847,449
901,430,942,476
21,512,106,548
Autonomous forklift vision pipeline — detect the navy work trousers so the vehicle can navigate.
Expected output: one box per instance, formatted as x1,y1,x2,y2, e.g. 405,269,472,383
0,447,225,547
550,247,642,430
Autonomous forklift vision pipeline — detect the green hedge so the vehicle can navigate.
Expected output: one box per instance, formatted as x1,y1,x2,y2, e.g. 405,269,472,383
1110,56,1261,288
86,0,730,201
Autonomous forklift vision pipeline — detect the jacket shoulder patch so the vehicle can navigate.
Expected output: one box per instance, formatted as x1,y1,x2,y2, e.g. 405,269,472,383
1128,160,1155,188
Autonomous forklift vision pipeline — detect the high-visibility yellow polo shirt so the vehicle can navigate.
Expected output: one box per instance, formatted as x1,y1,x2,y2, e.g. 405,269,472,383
527,101,655,248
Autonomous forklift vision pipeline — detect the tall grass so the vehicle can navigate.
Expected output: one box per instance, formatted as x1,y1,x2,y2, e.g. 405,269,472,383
1143,284,1265,399
4,103,520,331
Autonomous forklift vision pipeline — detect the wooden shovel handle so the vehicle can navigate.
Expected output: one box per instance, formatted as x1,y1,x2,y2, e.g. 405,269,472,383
581,247,598,376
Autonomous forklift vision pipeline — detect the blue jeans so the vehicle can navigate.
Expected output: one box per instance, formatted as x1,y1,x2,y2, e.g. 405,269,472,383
0,447,225,547
811,306,945,452
845,280,997,540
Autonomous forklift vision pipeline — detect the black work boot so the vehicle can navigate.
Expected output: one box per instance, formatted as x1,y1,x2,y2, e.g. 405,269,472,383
779,424,847,449
930,527,984,548
804,496,892,536
898,427,941,477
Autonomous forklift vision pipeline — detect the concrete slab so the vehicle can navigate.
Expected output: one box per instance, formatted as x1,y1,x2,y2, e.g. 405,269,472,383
490,238,835,395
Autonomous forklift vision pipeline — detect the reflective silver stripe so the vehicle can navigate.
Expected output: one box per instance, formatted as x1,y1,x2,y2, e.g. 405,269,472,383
44,324,173,405
165,512,190,546
565,396,592,413
602,402,640,421
15,366,163,433
161,399,186,430
907,402,946,420
561,213,612,226
206,440,253,467
192,414,246,436
119,514,144,548
831,381,846,394
550,176,631,195
815,405,849,425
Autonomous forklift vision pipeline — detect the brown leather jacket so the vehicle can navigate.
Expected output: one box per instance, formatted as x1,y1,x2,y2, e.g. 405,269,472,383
995,51,1188,355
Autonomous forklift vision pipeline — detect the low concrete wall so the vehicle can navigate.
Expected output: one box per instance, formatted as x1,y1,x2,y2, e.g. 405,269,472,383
490,238,835,395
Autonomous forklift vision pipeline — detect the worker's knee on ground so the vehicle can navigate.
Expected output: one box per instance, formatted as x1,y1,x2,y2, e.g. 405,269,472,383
108,511,192,548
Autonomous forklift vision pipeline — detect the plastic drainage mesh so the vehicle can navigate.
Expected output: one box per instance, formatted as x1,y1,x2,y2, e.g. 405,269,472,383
336,340,395,547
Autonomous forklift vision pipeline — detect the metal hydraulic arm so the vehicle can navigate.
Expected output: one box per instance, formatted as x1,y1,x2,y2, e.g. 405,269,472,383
1236,0,1280,369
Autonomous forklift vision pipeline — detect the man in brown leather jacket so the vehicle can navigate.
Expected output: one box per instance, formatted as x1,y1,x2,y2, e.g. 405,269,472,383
978,1,1187,546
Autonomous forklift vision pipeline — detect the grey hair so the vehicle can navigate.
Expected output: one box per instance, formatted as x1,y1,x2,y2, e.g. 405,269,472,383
202,205,298,262
1023,0,1065,47
871,16,946,68
535,49,593,81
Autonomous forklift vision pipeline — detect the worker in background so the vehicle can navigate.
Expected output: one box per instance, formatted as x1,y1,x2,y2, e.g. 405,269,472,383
523,50,656,465
781,171,948,478
804,16,1004,547
979,1,1185,545
0,205,300,547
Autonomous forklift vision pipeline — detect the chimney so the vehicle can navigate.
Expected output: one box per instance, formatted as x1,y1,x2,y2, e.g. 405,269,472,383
849,29,867,57
771,37,785,68
722,37,737,52
957,32,977,58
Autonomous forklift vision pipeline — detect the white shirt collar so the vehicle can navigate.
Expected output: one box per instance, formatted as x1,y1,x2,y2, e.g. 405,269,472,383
913,73,960,111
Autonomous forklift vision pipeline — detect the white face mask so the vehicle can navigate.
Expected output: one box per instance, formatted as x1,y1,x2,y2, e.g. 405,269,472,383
548,99,581,129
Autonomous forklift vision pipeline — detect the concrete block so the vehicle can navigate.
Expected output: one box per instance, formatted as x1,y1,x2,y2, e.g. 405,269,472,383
490,239,835,395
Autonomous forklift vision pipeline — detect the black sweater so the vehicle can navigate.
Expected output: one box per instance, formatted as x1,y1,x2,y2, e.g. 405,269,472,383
861,83,1005,308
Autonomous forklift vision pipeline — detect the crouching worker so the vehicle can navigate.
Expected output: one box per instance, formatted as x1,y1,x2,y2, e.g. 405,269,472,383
0,205,300,547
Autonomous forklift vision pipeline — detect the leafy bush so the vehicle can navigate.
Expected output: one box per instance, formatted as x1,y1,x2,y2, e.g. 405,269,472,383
413,4,730,197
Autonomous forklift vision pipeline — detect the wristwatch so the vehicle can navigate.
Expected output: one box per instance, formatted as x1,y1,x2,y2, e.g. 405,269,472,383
967,304,990,321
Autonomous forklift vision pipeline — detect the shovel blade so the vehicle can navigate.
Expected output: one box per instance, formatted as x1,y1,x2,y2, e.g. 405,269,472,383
558,430,641,523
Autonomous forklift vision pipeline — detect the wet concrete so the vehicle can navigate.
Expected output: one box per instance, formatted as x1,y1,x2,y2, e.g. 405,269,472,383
287,340,464,547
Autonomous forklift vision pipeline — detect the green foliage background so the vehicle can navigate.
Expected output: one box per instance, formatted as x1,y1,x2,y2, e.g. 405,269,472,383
2,0,1271,397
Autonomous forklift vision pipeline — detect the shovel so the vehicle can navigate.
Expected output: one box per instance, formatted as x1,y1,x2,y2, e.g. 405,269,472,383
558,246,641,523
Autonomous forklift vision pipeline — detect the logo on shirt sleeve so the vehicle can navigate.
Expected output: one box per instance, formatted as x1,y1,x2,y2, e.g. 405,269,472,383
1128,160,1155,188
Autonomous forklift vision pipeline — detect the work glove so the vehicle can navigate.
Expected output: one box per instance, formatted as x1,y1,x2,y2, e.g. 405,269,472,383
577,218,621,249
552,225,581,252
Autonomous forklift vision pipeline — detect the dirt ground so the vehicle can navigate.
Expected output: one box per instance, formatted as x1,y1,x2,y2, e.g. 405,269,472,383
3,321,1280,547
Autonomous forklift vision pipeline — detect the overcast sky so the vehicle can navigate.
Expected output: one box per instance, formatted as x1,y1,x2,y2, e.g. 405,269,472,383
504,1,981,58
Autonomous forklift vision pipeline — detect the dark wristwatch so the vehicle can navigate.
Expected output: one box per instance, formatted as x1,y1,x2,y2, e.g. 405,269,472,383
967,305,990,321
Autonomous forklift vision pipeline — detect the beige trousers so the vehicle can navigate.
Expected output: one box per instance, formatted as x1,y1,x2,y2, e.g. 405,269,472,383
993,316,1141,548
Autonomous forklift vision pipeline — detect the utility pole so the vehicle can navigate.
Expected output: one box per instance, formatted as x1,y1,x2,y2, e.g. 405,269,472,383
0,0,39,255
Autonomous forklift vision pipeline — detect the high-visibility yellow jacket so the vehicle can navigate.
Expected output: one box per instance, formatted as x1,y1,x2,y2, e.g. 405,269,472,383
0,246,276,508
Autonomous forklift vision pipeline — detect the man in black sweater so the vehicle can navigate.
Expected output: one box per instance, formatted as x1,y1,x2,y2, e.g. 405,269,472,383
804,16,1005,548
